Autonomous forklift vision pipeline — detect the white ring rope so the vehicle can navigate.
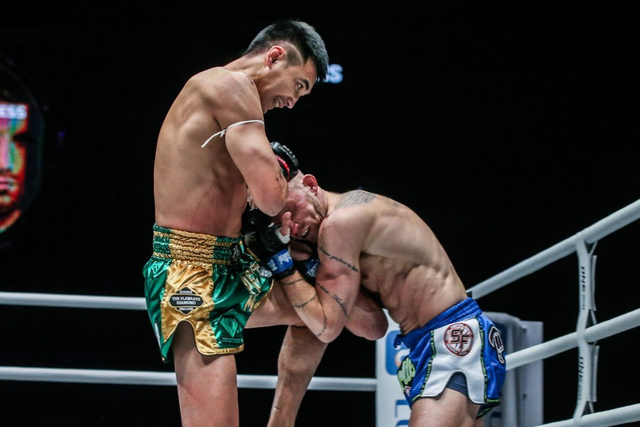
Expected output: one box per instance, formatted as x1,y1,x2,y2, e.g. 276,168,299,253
1,199,639,427
0,366,376,391
0,292,145,310
506,308,640,370
0,292,375,391
468,198,640,299
469,198,640,427
537,404,640,427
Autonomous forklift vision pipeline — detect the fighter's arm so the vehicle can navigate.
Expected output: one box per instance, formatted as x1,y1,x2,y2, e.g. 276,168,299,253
289,239,388,340
281,213,368,343
214,72,287,216
347,288,388,340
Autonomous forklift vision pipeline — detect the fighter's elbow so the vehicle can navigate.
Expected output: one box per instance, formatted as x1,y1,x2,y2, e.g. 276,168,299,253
370,316,389,340
317,333,338,344
348,313,388,341
317,325,343,344
359,322,387,341
254,199,285,217
251,188,286,217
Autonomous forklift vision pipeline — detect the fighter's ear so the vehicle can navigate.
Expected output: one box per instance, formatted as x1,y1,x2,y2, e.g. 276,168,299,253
302,174,319,194
266,46,286,67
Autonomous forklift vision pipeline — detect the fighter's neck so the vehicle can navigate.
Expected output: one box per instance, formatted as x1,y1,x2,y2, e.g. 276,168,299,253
324,191,343,216
224,56,262,80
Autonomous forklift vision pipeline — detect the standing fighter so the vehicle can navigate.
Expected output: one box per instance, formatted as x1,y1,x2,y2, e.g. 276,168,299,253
142,20,328,427
250,173,506,427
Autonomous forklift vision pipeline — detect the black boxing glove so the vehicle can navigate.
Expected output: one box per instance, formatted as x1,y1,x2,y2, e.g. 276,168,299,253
241,206,271,237
271,141,299,181
295,256,320,284
243,209,296,280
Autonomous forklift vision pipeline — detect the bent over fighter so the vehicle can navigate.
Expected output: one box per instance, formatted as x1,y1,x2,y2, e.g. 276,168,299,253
251,173,506,427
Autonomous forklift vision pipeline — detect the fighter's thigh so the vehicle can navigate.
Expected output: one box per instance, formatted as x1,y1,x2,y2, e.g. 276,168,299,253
172,322,237,377
409,388,479,427
172,323,240,426
246,281,304,329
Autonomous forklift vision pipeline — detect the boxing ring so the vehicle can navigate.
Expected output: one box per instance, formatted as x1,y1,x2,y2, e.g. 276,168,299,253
2,199,640,426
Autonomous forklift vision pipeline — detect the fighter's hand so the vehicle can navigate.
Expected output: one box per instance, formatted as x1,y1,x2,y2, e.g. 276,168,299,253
290,239,320,284
279,211,292,236
244,211,296,280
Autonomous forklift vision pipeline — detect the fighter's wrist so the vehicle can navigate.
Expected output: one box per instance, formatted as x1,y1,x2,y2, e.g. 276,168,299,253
266,249,296,280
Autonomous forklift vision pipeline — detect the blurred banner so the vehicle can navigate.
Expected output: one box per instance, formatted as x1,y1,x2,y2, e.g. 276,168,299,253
0,57,46,235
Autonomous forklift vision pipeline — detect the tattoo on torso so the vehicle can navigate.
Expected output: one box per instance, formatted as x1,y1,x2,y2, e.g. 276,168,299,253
334,190,377,210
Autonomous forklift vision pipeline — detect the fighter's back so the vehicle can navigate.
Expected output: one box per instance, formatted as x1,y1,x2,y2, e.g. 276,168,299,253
329,191,468,334
153,68,262,237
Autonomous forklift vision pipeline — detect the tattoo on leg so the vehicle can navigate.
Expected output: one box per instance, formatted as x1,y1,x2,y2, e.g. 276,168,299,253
317,282,349,318
317,246,359,272
293,294,317,308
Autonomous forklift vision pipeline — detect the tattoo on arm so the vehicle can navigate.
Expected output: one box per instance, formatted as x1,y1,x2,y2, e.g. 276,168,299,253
317,282,349,318
335,190,377,209
315,311,328,338
281,278,305,287
293,294,317,308
317,246,358,272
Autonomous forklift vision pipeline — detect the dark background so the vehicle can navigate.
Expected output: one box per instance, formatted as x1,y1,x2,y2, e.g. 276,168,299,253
1,2,639,426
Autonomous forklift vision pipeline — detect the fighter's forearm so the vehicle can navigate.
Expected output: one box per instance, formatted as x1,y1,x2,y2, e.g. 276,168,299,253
280,272,338,342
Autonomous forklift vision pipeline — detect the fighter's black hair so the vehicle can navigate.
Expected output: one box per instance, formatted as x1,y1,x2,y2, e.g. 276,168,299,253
244,19,329,83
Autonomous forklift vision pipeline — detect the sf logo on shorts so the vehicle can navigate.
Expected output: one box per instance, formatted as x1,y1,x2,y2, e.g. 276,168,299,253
444,322,474,356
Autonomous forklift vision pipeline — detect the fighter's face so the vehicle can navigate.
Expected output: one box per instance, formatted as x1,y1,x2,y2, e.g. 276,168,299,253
260,57,317,114
274,188,324,243
0,103,28,220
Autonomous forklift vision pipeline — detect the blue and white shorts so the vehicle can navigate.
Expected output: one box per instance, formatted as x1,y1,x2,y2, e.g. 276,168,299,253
395,298,506,417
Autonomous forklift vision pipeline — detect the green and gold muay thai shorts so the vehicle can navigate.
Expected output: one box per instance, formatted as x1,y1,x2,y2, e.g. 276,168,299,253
142,224,274,362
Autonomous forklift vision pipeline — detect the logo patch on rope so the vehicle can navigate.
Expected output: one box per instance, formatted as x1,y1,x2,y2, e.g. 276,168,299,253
489,325,505,364
169,288,204,314
444,323,474,356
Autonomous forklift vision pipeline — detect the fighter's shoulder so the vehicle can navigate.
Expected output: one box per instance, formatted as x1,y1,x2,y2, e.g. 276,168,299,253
334,190,379,212
323,192,378,232
191,67,258,98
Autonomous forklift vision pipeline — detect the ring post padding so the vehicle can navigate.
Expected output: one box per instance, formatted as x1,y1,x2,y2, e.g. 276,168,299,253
573,238,598,421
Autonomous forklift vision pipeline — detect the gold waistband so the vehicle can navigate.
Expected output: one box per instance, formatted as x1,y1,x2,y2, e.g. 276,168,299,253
152,226,242,266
